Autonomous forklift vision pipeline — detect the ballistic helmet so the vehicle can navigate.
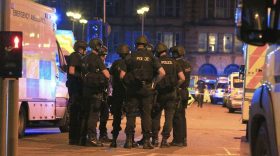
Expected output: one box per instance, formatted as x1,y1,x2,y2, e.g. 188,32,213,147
117,44,130,54
155,43,167,53
170,45,185,58
135,35,148,46
89,38,103,50
74,40,87,51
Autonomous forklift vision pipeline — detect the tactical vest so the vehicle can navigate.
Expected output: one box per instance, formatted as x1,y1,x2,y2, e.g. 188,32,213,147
83,53,108,90
157,56,178,93
124,51,154,88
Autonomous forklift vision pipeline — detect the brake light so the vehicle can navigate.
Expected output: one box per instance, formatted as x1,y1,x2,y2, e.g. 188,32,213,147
14,36,19,48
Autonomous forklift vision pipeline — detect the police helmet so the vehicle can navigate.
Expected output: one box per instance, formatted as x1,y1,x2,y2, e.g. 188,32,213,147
117,44,130,54
89,38,103,50
146,43,154,53
155,43,168,57
74,40,87,51
99,45,108,56
170,45,185,58
135,35,148,46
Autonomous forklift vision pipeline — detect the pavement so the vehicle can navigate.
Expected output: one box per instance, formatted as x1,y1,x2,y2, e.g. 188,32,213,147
18,103,250,156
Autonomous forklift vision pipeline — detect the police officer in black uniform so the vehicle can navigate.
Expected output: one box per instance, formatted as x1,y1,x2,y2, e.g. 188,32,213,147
109,44,130,148
120,36,165,149
67,40,87,145
170,45,191,147
196,78,206,108
79,38,110,147
152,43,185,148
98,45,112,143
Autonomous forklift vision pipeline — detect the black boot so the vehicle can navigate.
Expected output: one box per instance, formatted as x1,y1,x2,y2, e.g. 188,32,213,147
183,138,187,147
143,137,154,149
137,137,144,146
132,134,139,148
86,134,103,147
124,135,133,149
152,136,159,147
160,137,170,148
99,135,112,143
110,135,118,148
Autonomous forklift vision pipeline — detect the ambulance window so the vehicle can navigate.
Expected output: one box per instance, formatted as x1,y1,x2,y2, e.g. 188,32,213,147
56,41,67,72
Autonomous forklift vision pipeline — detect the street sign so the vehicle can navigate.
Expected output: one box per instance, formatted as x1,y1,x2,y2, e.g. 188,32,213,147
0,31,23,78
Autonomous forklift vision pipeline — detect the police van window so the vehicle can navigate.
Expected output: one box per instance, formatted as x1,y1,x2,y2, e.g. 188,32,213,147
55,41,67,72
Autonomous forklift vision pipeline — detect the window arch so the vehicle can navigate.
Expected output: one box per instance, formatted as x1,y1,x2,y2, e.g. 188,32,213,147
198,64,217,76
224,64,239,76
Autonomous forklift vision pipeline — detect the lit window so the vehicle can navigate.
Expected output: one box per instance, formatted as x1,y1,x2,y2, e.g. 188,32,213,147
163,32,174,48
208,33,217,52
223,34,233,53
198,33,207,52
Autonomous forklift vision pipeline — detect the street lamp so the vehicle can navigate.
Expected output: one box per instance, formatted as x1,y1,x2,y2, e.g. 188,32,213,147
137,6,149,35
79,19,88,40
66,11,81,34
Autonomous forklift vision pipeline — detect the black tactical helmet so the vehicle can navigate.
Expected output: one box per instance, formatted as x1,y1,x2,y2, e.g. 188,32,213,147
74,40,87,51
135,35,148,46
146,43,154,53
99,45,108,56
170,45,185,58
88,38,103,50
155,43,168,57
117,44,130,54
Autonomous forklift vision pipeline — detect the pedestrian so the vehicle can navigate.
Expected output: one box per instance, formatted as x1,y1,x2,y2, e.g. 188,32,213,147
98,45,112,143
66,40,87,145
120,36,166,149
196,78,206,108
170,45,191,147
152,43,185,148
109,44,131,148
79,38,110,147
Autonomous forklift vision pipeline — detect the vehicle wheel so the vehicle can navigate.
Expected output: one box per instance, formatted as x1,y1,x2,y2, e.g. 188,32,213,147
18,107,27,138
59,109,69,133
228,108,235,113
253,122,271,156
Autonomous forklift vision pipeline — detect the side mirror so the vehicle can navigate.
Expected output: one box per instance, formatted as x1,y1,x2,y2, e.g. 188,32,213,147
235,0,277,45
239,65,245,80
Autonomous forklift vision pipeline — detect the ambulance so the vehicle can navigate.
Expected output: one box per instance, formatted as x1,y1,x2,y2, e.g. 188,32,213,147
225,72,243,113
240,44,267,123
236,0,280,155
1,0,69,137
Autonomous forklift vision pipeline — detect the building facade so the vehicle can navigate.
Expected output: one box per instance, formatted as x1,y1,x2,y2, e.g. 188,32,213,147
35,0,244,77
104,0,244,77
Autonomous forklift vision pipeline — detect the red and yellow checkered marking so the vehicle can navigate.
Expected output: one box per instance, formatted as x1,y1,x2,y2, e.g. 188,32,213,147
246,45,268,89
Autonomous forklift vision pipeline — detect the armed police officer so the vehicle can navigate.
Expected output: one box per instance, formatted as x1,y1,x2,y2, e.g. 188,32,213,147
109,44,131,148
80,38,110,147
98,45,112,143
67,40,87,145
120,36,165,149
170,46,191,147
151,43,185,148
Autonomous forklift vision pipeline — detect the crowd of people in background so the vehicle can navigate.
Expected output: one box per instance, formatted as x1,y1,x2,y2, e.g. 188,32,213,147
66,35,192,149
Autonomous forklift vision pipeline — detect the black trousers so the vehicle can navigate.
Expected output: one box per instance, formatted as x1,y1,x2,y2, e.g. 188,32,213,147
99,98,109,137
80,91,103,141
152,91,176,138
198,93,204,108
172,101,187,143
110,94,124,137
125,92,153,138
68,85,83,143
